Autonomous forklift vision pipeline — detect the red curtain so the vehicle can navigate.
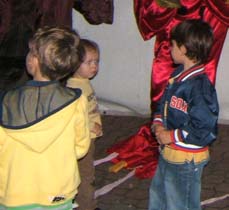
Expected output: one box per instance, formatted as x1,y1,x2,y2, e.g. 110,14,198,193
134,0,229,111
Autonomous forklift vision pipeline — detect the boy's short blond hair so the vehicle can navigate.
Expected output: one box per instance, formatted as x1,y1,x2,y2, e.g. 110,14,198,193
29,26,82,80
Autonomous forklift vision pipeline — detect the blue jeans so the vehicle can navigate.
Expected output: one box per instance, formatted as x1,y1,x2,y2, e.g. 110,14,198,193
148,156,208,210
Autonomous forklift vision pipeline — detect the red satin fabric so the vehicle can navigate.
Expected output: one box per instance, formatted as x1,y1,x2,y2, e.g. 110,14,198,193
134,0,229,109
107,124,159,179
134,0,177,41
204,0,229,25
203,6,229,84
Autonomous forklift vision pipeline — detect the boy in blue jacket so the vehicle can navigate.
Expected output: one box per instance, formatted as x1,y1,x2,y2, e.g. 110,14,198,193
149,19,219,210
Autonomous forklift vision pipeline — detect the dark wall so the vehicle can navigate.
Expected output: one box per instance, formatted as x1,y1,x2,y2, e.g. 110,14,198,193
0,0,74,91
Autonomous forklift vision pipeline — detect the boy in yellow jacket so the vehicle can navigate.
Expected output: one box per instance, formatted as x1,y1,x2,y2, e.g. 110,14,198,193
0,27,90,210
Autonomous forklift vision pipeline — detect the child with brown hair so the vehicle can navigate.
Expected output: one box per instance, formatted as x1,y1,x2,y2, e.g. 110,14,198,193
149,19,219,210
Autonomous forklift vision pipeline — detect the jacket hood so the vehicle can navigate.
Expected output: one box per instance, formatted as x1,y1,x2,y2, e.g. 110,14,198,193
0,81,82,153
2,101,77,153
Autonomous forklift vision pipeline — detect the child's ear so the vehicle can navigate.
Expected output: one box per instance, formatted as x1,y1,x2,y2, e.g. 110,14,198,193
33,56,40,71
180,45,187,55
34,56,39,66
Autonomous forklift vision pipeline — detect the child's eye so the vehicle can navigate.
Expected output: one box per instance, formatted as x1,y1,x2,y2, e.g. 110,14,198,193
83,60,99,65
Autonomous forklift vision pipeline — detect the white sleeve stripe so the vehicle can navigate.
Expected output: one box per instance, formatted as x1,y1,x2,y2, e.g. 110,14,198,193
153,117,163,123
174,129,180,142
175,142,203,149
174,129,203,149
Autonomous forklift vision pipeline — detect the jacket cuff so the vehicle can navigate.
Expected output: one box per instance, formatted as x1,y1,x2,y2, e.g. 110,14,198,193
153,114,163,125
170,129,184,143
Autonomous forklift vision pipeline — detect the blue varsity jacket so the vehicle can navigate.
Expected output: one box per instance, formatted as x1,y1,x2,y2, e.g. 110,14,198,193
153,64,219,152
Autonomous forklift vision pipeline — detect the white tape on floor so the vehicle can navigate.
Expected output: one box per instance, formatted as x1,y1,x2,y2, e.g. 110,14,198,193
94,155,229,207
94,152,119,166
94,170,135,199
201,194,229,206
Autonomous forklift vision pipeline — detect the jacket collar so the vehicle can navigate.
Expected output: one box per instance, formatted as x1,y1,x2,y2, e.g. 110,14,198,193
175,64,205,82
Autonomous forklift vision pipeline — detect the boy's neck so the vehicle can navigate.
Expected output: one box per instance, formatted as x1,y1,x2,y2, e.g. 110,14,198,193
183,59,198,72
33,75,50,81
32,67,51,81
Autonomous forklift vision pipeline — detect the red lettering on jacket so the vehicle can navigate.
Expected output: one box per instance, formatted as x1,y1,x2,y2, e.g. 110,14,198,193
170,96,188,113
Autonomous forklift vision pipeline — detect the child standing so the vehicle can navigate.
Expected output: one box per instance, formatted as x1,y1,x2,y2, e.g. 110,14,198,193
66,39,103,210
149,19,219,210
0,27,90,210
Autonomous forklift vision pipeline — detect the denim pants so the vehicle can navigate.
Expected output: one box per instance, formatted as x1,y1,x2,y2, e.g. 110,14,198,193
148,156,208,210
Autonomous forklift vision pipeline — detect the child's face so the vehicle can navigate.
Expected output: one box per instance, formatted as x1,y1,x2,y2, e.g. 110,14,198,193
75,49,99,79
170,40,185,64
26,42,39,77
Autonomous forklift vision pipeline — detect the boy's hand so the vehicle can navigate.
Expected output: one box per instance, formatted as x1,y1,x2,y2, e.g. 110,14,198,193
156,130,172,145
152,124,172,145
91,122,103,137
153,124,166,134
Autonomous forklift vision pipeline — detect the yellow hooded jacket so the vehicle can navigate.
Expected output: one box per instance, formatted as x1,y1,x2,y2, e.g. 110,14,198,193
0,81,90,207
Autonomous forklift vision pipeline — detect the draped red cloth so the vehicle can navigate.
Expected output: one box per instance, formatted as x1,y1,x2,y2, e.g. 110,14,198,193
107,124,159,179
202,2,229,84
134,0,229,109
